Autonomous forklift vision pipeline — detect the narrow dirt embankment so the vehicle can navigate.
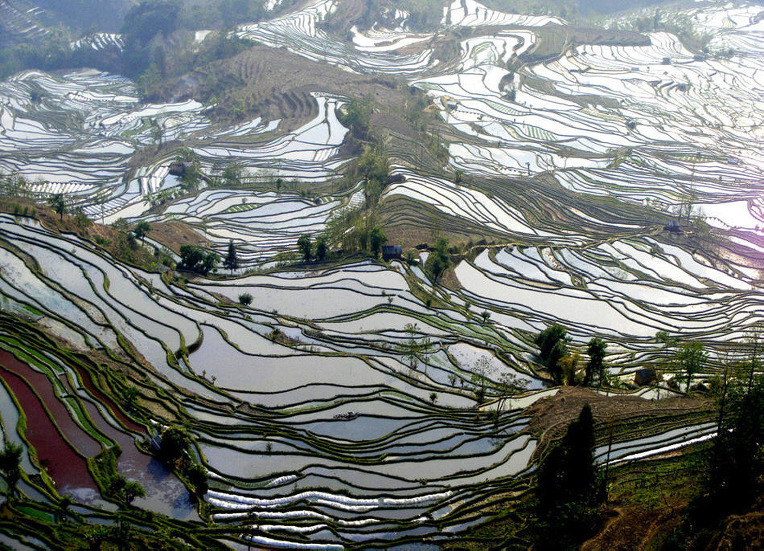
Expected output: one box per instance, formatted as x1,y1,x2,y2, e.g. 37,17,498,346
525,386,712,455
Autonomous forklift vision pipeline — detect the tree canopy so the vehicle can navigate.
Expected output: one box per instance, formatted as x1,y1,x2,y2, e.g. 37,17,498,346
223,240,239,273
158,425,191,465
585,337,607,386
536,404,602,547
315,235,328,261
133,221,151,242
369,227,387,257
297,234,312,261
178,245,218,275
535,324,570,383
425,238,451,282
674,341,707,391
47,193,66,220
339,96,374,140
0,441,22,497
108,474,146,508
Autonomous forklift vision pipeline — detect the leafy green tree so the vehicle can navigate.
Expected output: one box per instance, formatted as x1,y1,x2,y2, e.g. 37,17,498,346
174,148,202,191
158,425,191,465
122,1,180,47
123,386,140,412
218,0,266,26
133,221,151,242
181,163,201,191
187,463,208,496
238,293,253,306
705,332,762,512
151,122,163,146
178,245,218,275
534,324,570,384
0,173,29,198
202,251,219,275
221,164,243,186
585,337,607,386
655,330,678,351
0,440,22,497
121,481,145,507
223,240,239,273
425,238,451,282
369,227,387,257
108,474,145,508
559,347,580,386
338,96,373,140
678,356,763,547
356,145,389,207
47,193,66,220
472,355,495,402
179,244,203,271
107,474,145,550
674,341,707,391
400,323,431,371
297,234,312,261
401,323,420,370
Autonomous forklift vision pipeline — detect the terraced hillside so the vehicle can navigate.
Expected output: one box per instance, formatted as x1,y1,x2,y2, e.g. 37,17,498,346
0,0,761,548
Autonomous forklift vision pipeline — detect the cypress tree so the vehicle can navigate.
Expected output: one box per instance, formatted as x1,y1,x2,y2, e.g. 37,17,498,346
223,240,239,274
536,404,602,548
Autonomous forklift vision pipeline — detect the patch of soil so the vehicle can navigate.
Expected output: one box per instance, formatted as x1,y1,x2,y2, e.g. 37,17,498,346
582,503,684,551
158,43,417,132
149,220,209,253
709,510,764,550
378,195,506,250
526,386,712,455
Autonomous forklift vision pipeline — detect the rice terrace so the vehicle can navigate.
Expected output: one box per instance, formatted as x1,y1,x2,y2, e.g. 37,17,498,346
0,0,761,549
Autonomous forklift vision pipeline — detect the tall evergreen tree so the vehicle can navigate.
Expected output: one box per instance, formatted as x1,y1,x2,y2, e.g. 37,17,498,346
562,404,596,498
536,404,602,548
369,227,387,257
707,368,762,510
585,337,607,386
297,234,312,261
315,235,328,261
676,365,763,548
223,240,239,274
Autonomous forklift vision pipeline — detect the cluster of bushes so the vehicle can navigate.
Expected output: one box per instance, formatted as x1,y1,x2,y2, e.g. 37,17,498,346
296,233,329,262
534,324,608,386
154,425,208,497
178,245,218,275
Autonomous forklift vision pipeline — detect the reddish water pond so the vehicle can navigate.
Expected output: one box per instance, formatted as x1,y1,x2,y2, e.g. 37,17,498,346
0,352,98,498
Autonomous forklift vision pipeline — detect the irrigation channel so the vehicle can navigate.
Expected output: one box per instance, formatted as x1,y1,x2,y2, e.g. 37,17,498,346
0,0,762,547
